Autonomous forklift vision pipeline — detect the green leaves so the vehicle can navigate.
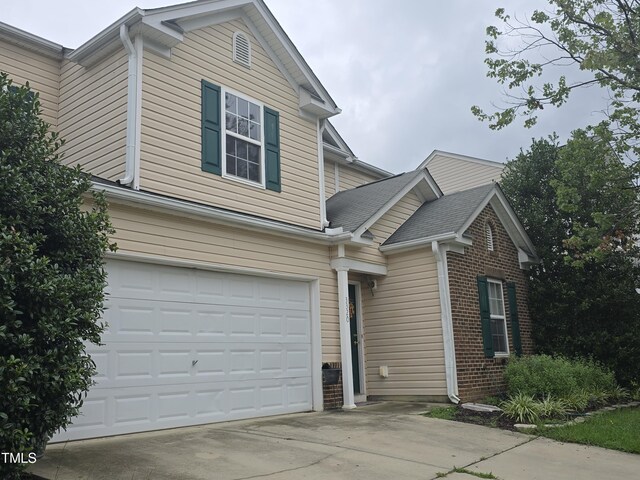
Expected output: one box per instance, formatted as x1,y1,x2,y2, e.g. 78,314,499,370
473,0,640,169
0,73,116,478
500,131,640,388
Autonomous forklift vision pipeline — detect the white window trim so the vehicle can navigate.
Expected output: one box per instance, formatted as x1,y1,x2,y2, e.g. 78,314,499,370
221,86,266,189
487,278,509,357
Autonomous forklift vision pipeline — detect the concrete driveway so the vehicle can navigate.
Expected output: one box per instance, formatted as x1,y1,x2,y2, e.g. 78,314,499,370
30,402,640,480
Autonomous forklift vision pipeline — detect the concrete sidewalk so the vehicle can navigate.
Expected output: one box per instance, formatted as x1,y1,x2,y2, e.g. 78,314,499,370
29,402,640,480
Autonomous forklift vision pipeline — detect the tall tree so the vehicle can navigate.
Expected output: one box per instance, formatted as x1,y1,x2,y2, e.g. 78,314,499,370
471,0,640,176
0,74,116,479
501,131,640,386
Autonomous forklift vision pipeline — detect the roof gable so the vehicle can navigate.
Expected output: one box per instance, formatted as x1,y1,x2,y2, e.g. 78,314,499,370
66,0,339,118
382,183,538,264
326,170,441,240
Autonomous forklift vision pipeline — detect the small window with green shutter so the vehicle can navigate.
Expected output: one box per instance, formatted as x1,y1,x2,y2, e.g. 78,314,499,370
201,81,281,192
477,276,509,357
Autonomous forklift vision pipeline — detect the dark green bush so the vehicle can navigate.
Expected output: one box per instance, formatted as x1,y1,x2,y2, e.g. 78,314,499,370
504,355,616,399
0,74,116,479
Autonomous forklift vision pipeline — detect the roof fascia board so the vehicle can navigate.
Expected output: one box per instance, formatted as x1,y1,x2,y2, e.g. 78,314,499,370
489,189,538,257
323,145,392,178
66,8,143,63
251,0,338,113
92,182,352,245
379,233,471,254
324,121,355,157
418,149,506,171
0,22,64,59
352,171,440,239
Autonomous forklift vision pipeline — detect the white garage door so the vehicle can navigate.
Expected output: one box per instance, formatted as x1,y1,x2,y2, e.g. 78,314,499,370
54,259,313,441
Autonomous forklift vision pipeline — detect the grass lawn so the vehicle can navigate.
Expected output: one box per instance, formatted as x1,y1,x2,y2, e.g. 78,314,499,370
538,407,640,454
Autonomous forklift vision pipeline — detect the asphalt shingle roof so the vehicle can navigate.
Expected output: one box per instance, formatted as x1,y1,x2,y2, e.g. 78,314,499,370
326,170,423,233
383,183,496,245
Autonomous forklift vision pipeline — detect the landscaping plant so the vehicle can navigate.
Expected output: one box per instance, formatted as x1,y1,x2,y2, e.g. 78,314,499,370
0,74,116,479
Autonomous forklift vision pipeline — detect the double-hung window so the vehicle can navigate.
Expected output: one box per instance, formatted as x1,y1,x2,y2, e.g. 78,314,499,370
487,279,508,355
201,80,281,192
224,91,262,184
478,275,520,358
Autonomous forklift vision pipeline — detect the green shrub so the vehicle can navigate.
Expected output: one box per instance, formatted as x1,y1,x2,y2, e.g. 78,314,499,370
501,393,541,424
538,394,568,419
504,355,616,400
565,390,590,412
0,74,116,479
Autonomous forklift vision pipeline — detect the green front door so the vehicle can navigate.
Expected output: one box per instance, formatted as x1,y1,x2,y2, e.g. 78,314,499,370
348,284,361,395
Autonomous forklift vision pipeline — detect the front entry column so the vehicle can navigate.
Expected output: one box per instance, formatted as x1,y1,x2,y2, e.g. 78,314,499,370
336,266,356,409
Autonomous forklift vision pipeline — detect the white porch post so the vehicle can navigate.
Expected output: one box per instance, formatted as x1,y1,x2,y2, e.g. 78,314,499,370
336,266,356,409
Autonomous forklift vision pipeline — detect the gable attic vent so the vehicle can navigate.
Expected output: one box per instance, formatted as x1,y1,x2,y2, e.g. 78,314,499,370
233,31,251,68
486,223,495,251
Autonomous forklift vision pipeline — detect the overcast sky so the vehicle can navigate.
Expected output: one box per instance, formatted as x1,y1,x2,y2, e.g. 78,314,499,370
3,0,609,173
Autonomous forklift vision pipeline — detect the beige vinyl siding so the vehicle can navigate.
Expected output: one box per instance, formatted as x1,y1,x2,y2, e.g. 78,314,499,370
58,49,128,180
346,191,423,265
140,19,320,229
106,201,340,361
338,163,380,191
0,39,60,129
427,154,504,194
324,159,337,198
362,247,446,396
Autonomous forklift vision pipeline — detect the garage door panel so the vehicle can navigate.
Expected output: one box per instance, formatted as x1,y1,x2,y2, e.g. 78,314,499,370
107,262,310,312
54,260,314,442
103,300,309,342
86,342,311,389
55,378,312,441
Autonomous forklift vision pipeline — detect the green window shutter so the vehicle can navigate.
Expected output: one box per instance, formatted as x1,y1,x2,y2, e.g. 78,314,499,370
506,282,523,356
264,106,281,192
201,80,221,175
477,276,495,358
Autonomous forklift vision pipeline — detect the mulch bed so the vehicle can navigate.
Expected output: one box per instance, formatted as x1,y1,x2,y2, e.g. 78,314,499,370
452,406,518,431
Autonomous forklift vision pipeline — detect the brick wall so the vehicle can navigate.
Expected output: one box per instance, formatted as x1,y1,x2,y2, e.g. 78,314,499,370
447,204,533,401
322,362,343,409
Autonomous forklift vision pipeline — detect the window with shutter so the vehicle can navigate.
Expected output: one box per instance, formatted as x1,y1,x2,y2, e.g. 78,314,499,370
201,81,280,192
477,276,509,357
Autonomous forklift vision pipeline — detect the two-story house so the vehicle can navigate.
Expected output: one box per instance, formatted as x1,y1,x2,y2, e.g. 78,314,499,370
0,0,537,443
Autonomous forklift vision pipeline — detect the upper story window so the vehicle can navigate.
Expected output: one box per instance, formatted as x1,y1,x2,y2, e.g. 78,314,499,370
485,222,495,251
224,91,262,184
201,80,281,192
487,279,508,355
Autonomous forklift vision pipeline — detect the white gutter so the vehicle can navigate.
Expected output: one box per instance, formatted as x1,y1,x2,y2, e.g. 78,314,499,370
118,25,142,189
317,119,330,228
91,181,353,245
379,233,459,254
432,240,460,404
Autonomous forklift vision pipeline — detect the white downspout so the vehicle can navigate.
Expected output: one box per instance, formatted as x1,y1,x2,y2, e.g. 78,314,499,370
336,244,356,409
432,241,460,404
118,24,141,189
317,118,329,228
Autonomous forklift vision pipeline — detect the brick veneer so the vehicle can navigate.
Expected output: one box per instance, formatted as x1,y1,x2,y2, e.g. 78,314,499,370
447,204,534,401
322,362,343,409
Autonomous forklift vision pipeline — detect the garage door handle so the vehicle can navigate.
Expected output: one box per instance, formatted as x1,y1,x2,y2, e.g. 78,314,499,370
192,360,198,367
